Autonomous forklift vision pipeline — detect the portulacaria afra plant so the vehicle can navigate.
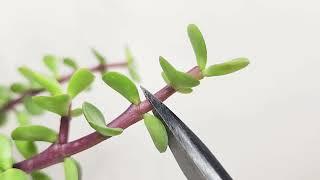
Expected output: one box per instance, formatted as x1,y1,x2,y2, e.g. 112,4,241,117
0,24,249,180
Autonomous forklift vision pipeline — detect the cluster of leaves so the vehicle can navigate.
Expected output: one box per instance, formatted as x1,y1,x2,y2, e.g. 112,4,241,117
0,24,249,179
0,49,139,179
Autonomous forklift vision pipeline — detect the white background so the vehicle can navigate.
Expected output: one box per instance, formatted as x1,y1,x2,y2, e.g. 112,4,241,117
0,0,320,179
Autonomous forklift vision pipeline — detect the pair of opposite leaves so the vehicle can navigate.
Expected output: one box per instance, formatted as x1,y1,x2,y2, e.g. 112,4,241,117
83,72,168,153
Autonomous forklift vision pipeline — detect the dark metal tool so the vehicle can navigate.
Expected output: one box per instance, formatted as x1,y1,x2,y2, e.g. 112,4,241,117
141,87,233,180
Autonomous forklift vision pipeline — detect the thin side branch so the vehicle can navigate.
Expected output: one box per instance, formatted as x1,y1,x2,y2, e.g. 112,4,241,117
14,66,202,173
58,105,72,144
0,62,128,113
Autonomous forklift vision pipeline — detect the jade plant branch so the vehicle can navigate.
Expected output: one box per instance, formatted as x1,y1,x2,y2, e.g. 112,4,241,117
13,66,202,173
0,62,128,113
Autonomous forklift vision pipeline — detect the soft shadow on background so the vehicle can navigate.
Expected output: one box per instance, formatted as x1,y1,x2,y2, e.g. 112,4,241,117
0,0,319,179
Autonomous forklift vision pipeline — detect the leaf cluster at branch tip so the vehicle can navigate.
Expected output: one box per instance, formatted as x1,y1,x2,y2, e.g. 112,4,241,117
160,56,200,93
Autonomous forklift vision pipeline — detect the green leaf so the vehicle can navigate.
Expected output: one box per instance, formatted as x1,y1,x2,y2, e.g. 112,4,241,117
0,86,11,107
102,72,140,104
91,48,106,65
31,171,51,180
143,113,168,153
64,158,79,180
125,47,140,82
63,58,79,70
0,135,13,171
14,111,38,159
177,87,193,94
16,111,30,126
0,112,7,127
32,95,71,116
82,102,123,136
10,83,27,94
159,56,200,90
67,69,95,99
71,108,83,117
43,55,58,77
11,125,58,143
187,24,207,71
15,141,38,159
23,96,44,115
204,58,250,76
0,168,28,180
18,67,63,96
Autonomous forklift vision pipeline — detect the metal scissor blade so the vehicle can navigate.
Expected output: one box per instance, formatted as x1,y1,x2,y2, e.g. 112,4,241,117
141,87,232,180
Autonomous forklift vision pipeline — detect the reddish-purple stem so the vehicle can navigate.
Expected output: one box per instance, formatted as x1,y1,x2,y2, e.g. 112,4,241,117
13,66,202,173
58,105,72,144
0,62,128,113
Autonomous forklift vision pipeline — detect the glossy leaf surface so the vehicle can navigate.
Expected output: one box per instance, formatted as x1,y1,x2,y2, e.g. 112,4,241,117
63,58,78,70
15,141,38,159
204,58,250,76
10,83,27,93
67,69,95,99
11,125,58,143
102,71,140,104
64,158,79,180
23,96,44,115
0,135,13,171
0,168,28,180
143,113,168,153
32,95,71,116
71,108,83,117
18,67,63,95
82,102,123,136
160,56,200,89
31,171,51,180
187,24,207,70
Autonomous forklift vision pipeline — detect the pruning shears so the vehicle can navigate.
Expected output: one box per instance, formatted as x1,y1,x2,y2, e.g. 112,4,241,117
141,87,233,180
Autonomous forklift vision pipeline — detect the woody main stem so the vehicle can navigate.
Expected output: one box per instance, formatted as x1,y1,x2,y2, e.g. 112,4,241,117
14,66,202,173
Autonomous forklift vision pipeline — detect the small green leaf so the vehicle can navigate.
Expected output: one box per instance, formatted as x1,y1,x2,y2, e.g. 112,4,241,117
63,58,79,70
16,111,30,126
71,108,83,117
31,171,51,180
15,141,38,159
14,111,38,159
187,24,207,71
0,168,28,180
0,135,13,171
125,47,140,82
0,112,7,127
64,158,79,180
18,67,63,96
91,48,106,65
32,95,71,116
10,83,28,94
143,113,168,153
82,102,123,136
160,56,200,90
11,125,58,143
67,69,95,99
23,96,44,115
204,58,250,76
43,55,58,77
177,87,193,94
0,86,11,107
103,72,140,104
